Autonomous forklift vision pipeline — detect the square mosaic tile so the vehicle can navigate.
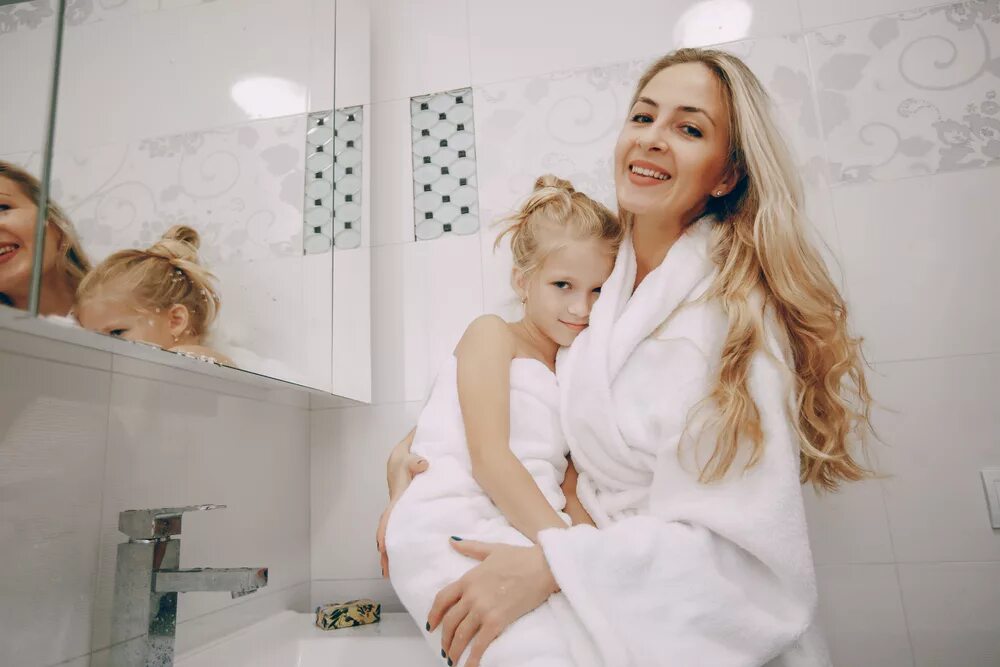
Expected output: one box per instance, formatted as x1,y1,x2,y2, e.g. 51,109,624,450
410,87,479,240
304,106,363,253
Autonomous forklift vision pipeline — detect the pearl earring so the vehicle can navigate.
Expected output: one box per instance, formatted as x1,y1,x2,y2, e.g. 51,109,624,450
715,190,724,197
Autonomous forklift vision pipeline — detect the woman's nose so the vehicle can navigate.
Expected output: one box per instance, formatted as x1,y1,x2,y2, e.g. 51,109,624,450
637,126,667,152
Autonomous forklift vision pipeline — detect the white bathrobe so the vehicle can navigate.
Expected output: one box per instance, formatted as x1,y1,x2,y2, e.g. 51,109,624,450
538,217,831,667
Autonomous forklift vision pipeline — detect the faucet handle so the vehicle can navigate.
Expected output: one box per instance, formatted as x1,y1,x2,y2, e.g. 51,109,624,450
118,504,227,540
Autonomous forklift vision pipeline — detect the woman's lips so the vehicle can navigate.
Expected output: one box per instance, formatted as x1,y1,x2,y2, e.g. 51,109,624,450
0,244,20,266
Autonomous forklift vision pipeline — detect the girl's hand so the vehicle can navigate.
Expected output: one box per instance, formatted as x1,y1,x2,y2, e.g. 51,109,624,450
427,539,559,667
376,434,427,578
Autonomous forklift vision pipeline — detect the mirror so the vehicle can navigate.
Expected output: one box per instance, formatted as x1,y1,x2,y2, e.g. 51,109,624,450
1,0,372,400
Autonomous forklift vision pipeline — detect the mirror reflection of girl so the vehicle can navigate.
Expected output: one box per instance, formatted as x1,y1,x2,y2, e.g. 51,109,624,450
74,225,235,367
0,161,92,317
383,175,621,666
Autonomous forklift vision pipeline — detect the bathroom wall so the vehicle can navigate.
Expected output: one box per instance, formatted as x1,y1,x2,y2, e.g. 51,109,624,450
311,1,1000,665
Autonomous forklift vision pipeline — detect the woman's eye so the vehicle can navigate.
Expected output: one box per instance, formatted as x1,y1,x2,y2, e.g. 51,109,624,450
552,281,570,289
0,204,10,212
630,113,653,123
680,124,703,138
109,329,127,337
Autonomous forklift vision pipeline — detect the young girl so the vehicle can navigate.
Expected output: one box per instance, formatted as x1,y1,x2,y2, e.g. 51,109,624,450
74,225,235,367
384,175,621,667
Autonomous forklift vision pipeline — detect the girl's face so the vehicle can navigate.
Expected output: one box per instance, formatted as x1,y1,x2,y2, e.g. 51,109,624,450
518,236,615,348
614,62,738,226
76,288,186,349
0,176,63,303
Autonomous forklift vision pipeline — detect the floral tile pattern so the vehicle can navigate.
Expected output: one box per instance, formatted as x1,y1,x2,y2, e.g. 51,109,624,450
47,114,305,265
808,0,1000,183
0,0,215,35
410,87,479,241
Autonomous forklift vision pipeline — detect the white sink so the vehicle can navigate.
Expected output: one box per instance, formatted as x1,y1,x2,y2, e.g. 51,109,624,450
175,609,441,667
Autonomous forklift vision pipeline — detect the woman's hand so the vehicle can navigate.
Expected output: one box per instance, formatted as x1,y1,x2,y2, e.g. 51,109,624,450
376,430,426,578
428,539,560,667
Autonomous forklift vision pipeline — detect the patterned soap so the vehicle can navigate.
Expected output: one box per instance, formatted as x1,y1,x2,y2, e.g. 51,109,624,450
315,598,381,630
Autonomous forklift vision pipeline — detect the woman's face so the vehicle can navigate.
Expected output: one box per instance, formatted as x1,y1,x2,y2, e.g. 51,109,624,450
614,62,737,225
0,176,62,303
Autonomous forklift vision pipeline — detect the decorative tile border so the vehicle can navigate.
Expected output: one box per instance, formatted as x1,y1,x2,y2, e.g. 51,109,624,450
303,105,363,254
410,87,479,241
807,0,1000,184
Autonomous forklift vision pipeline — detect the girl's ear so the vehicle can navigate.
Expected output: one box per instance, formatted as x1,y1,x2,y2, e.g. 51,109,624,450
166,303,191,339
511,267,528,303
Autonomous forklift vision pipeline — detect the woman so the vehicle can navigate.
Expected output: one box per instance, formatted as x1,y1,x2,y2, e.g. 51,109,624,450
0,161,91,316
379,48,874,667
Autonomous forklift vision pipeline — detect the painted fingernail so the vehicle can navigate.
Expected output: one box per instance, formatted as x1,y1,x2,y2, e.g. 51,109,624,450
441,649,446,658
450,535,463,541
448,659,453,666
425,621,431,631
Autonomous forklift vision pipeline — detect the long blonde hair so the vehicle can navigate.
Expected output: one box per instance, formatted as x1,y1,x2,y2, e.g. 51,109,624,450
628,49,875,492
495,174,622,281
76,225,221,338
0,160,92,295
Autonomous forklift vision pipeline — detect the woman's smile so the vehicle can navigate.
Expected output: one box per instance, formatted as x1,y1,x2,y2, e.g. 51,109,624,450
0,242,20,265
627,160,672,186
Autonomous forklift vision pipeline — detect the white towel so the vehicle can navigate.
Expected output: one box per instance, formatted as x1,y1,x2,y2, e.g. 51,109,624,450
385,355,580,666
539,217,832,667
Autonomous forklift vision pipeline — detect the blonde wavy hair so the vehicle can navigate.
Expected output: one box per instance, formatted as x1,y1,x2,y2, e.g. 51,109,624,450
494,174,622,282
0,160,92,296
627,49,876,492
76,225,221,338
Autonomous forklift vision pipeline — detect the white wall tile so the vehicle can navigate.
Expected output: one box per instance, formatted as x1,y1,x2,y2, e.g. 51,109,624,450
467,0,802,85
371,99,416,247
0,18,57,155
803,479,896,565
308,0,338,112
815,564,915,667
333,0,372,110
870,353,1000,563
807,3,1000,184
370,0,470,102
799,0,958,30
0,352,110,667
331,247,371,403
833,168,1000,363
310,401,423,580
898,561,1000,667
89,373,310,652
372,234,484,404
0,326,112,371
55,0,313,151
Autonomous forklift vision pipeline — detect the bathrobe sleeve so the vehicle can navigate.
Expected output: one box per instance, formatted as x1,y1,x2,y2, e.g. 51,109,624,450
538,330,820,667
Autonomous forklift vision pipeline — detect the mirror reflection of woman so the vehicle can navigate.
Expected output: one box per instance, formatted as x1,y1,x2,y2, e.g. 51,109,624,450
75,225,235,367
0,161,91,317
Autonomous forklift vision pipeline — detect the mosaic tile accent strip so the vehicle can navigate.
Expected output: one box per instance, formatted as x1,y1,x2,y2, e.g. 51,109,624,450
304,106,363,253
410,87,479,241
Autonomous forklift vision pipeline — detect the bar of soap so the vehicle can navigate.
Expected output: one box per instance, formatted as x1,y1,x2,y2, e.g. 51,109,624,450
315,598,381,630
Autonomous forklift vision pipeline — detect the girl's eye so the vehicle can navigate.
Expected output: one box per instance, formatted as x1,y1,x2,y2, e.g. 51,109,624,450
592,287,602,294
109,329,127,337
680,124,703,138
630,113,653,123
552,281,570,289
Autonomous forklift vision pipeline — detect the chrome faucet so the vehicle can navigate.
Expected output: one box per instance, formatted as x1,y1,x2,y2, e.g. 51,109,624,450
109,504,268,667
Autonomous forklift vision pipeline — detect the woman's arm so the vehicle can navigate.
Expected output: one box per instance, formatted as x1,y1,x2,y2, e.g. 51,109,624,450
456,315,569,542
561,456,596,527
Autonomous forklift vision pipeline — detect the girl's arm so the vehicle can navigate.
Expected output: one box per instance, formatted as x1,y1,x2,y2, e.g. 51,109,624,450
456,315,569,542
561,456,596,527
